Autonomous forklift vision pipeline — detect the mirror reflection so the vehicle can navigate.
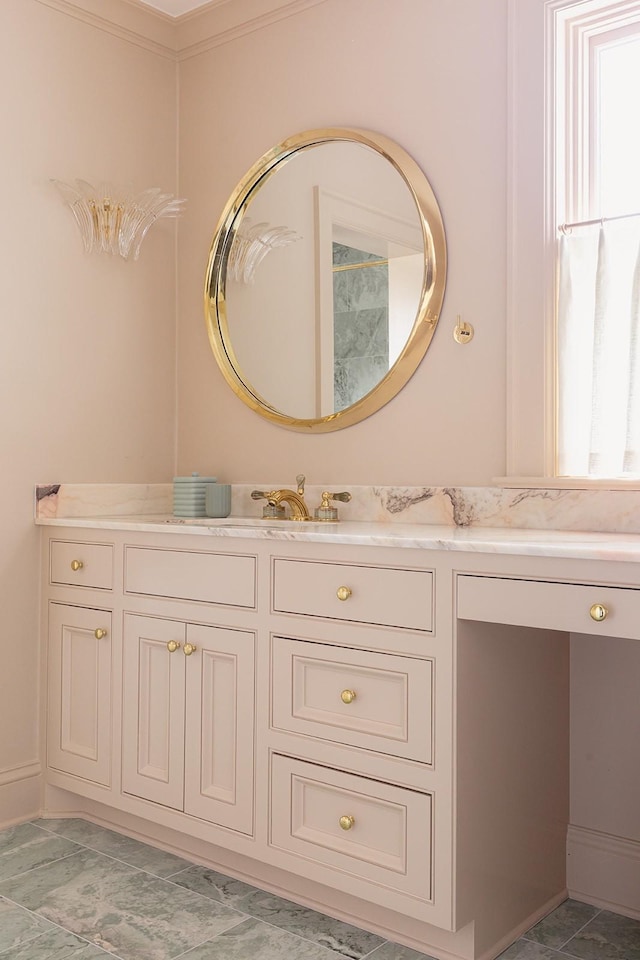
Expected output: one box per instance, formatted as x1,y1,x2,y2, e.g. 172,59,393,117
206,129,446,431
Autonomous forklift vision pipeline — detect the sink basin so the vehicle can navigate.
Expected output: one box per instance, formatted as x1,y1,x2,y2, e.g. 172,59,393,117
208,517,271,527
159,516,302,529
133,515,337,531
208,517,325,528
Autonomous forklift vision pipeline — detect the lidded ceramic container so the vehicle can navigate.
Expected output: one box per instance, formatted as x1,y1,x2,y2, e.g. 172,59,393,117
173,473,216,517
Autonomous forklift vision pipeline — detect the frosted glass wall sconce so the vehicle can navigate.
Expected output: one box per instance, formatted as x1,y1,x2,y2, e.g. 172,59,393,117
52,179,187,261
228,217,301,283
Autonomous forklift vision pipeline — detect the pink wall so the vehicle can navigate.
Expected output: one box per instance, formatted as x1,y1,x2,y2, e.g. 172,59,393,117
0,0,177,817
176,0,508,486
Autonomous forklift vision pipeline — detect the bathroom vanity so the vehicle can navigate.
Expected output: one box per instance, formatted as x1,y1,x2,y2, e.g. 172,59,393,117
37,515,640,960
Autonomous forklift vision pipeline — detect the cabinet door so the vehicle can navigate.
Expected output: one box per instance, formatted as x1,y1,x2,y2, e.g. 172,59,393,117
122,615,186,810
184,624,255,835
47,603,112,786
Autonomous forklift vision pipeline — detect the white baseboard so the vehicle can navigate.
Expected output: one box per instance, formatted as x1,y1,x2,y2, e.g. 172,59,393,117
567,824,640,920
0,761,42,828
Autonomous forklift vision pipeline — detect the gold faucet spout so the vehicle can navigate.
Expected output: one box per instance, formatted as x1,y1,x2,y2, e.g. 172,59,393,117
251,474,311,520
267,489,311,520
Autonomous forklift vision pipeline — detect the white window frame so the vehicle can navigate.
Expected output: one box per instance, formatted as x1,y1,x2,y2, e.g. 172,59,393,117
506,0,640,487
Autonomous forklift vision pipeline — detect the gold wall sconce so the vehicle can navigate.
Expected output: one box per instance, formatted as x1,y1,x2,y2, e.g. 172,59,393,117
52,179,186,261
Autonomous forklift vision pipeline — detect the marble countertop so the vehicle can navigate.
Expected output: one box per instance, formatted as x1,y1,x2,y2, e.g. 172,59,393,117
36,514,640,563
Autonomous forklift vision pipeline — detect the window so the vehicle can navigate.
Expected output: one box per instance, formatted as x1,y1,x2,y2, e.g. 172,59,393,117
507,0,640,484
556,3,640,477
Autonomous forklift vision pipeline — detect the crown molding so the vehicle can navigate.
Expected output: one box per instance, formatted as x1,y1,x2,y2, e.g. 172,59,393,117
35,0,178,58
174,0,329,60
35,0,329,61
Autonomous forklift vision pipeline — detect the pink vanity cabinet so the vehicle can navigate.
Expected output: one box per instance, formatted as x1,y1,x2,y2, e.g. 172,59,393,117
42,523,631,960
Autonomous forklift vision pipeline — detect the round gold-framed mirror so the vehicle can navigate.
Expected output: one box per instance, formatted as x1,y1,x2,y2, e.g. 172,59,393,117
204,128,446,432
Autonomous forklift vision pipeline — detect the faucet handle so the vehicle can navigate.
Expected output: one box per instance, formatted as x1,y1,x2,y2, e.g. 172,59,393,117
314,490,352,522
328,491,352,503
250,490,286,519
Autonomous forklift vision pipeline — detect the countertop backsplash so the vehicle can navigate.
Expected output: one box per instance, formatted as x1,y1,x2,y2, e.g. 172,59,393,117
35,482,640,534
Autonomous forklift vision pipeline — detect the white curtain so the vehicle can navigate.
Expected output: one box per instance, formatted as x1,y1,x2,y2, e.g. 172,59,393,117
557,220,640,476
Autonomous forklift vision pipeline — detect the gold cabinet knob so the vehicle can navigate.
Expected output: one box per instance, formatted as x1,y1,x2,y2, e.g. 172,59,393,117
183,642,196,657
70,560,84,572
589,603,608,622
340,689,357,704
339,815,355,831
336,586,352,602
166,640,181,654
94,628,108,640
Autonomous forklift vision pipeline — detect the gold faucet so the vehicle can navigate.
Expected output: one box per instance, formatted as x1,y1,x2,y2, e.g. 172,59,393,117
251,474,311,521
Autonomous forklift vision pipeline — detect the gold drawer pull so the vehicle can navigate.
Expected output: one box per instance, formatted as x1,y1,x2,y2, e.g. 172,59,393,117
94,628,108,640
167,640,181,654
340,689,357,704
336,586,352,601
70,560,84,572
183,642,197,657
339,815,355,831
590,603,608,622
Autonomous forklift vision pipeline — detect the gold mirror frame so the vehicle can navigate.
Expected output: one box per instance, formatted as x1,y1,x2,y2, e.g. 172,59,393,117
204,128,447,432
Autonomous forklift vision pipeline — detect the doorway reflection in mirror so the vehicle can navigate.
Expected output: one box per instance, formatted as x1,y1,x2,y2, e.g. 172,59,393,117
332,242,390,411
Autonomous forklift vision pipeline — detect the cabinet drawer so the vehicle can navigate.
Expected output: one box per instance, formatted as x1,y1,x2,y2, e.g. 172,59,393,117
271,637,433,763
273,559,433,631
270,754,432,900
124,547,256,608
458,574,640,640
50,540,114,590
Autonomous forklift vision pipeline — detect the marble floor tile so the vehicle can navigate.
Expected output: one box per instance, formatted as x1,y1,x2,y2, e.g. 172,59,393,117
169,865,265,908
0,897,53,953
0,847,247,960
170,866,384,959
35,818,192,878
0,823,80,882
498,940,567,960
0,926,112,959
524,901,601,949
563,910,640,960
178,916,347,959
232,886,385,958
